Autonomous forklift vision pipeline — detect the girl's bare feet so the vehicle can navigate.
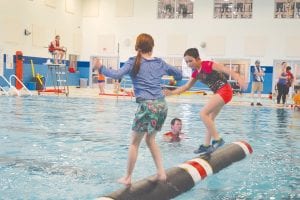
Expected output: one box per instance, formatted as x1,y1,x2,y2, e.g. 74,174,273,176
117,176,131,186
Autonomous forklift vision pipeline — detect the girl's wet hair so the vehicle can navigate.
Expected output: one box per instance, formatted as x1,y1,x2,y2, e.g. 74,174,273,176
132,33,154,77
184,48,200,59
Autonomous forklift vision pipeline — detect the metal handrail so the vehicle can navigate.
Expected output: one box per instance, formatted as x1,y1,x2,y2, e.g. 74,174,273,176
9,75,32,96
0,75,12,95
0,85,9,96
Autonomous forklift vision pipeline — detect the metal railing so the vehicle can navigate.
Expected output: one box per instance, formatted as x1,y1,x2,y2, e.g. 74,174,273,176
0,75,33,96
0,75,13,96
9,75,32,96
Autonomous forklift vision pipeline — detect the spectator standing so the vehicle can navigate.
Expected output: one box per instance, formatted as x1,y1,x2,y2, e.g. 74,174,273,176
250,60,264,106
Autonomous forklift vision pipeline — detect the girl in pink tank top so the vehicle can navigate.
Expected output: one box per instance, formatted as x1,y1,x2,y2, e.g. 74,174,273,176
164,48,247,155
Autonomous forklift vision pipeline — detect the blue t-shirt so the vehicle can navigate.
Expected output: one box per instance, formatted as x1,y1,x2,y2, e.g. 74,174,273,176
101,57,182,100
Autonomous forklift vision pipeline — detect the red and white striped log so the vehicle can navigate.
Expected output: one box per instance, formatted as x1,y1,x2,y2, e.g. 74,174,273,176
98,141,253,200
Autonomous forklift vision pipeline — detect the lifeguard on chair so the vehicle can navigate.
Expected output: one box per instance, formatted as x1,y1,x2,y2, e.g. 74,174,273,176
48,35,66,64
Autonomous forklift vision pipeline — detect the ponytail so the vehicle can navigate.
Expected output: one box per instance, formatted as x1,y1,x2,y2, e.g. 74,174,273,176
131,33,154,77
132,51,142,77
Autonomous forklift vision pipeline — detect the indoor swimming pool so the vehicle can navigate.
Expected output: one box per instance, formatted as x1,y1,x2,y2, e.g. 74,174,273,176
0,96,299,199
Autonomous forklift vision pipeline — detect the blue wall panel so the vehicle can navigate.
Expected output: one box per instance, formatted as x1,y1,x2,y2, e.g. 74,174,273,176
1,54,82,89
1,55,273,94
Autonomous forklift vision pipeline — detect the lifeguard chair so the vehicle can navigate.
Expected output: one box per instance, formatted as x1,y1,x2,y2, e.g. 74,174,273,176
38,44,69,96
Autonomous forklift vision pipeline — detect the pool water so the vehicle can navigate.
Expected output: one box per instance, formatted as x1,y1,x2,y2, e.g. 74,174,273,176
0,96,299,199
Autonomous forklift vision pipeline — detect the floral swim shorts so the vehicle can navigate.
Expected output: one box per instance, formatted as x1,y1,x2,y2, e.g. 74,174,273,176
132,98,168,134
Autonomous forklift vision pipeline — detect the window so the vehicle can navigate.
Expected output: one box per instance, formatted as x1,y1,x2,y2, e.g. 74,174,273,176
274,0,300,18
214,0,253,19
158,0,194,19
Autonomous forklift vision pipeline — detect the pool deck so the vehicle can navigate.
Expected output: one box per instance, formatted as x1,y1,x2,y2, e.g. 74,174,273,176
17,85,293,110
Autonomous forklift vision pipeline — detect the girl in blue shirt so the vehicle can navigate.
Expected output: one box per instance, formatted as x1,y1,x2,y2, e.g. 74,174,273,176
98,33,182,186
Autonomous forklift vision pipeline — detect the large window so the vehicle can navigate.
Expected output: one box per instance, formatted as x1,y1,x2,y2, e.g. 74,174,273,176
274,0,300,18
214,0,253,19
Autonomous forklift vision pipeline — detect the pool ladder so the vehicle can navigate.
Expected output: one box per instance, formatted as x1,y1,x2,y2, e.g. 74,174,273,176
0,75,32,96
39,63,69,96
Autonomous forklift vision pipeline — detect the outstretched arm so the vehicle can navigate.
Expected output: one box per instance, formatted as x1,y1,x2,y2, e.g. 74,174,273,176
100,63,131,80
212,62,247,90
164,78,197,96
